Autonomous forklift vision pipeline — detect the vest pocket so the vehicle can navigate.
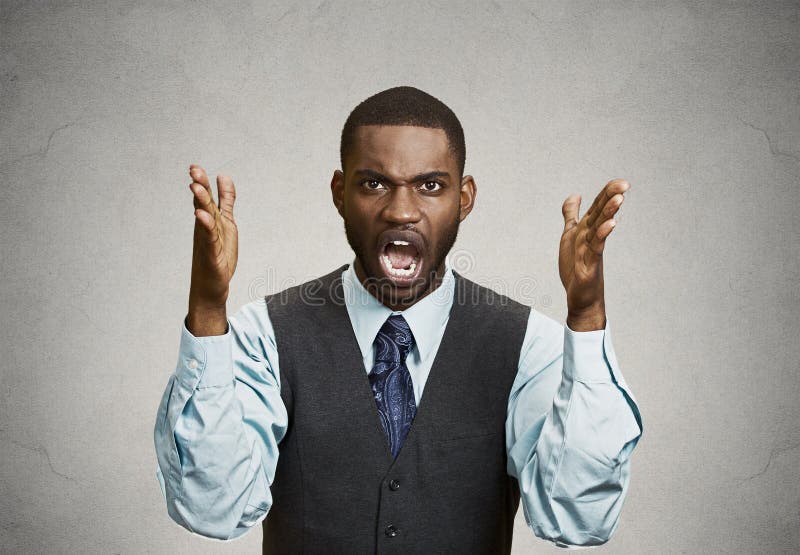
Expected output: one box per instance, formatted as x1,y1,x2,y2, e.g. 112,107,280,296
429,417,501,443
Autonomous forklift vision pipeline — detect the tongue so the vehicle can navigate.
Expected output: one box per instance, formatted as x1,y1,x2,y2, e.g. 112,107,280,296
385,244,418,270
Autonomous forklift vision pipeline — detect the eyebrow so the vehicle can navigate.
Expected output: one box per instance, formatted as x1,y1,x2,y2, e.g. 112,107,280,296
353,169,451,184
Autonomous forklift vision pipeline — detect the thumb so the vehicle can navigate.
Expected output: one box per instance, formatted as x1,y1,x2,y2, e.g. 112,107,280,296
217,174,236,218
562,193,581,231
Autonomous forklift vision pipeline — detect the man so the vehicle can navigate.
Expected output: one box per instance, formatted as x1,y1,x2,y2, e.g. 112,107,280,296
154,86,643,553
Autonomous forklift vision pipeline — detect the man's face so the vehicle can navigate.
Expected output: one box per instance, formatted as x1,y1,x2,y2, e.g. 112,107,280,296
331,125,476,310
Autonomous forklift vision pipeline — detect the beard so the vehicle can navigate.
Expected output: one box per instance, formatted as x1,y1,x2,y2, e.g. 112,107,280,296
344,208,461,306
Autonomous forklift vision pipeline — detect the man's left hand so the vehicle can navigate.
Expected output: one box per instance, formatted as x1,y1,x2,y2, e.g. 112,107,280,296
559,178,630,331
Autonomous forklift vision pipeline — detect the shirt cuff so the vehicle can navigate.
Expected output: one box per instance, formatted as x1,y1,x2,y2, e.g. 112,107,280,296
563,317,613,383
174,316,235,390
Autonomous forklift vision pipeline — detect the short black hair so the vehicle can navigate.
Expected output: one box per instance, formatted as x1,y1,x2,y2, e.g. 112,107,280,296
340,86,466,178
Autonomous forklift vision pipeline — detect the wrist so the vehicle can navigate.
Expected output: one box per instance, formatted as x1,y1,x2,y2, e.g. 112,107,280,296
567,303,606,332
188,289,228,311
187,299,228,337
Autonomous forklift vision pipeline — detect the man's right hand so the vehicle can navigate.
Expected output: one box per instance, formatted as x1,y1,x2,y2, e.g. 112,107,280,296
186,164,238,336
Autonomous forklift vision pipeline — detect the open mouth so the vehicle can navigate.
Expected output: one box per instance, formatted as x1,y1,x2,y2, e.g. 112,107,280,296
377,231,424,286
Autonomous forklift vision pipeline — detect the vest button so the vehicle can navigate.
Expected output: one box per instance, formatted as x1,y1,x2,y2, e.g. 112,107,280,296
389,479,400,491
385,524,399,537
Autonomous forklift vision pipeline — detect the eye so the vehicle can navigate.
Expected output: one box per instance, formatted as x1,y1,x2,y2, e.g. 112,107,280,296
363,179,386,190
420,181,442,192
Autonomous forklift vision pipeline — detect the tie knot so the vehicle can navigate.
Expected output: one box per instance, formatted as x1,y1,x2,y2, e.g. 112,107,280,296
375,314,415,363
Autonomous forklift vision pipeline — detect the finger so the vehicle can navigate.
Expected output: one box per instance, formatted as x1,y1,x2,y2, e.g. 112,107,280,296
588,218,617,255
190,181,216,214
584,185,609,223
586,178,630,228
194,208,215,233
561,193,581,231
216,174,236,219
189,164,210,189
586,193,624,243
189,164,216,205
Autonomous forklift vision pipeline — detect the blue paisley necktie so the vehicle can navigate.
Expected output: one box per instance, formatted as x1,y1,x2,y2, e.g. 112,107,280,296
369,314,417,459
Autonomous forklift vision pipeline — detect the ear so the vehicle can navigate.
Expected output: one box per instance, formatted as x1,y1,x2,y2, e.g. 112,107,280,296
458,175,477,221
331,170,345,218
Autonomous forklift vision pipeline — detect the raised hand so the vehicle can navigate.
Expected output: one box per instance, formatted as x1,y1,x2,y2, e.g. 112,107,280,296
558,178,630,331
187,164,238,336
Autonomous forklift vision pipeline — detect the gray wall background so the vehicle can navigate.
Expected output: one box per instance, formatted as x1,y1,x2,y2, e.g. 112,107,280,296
1,1,798,553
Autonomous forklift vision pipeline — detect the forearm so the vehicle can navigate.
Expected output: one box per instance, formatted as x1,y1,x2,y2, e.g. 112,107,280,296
155,378,279,539
514,374,641,546
507,315,643,547
154,301,287,539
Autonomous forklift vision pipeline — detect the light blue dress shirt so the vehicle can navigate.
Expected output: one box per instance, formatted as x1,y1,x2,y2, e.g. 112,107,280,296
154,256,643,547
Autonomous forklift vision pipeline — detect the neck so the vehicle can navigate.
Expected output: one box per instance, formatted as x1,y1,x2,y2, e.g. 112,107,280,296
354,258,448,311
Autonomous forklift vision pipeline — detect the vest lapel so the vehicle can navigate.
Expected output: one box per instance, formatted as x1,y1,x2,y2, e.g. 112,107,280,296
322,270,397,467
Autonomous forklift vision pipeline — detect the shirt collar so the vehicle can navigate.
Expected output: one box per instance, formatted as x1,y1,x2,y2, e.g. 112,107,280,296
342,254,455,362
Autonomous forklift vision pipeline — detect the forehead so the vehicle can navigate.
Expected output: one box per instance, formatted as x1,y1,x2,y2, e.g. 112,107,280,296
347,125,456,179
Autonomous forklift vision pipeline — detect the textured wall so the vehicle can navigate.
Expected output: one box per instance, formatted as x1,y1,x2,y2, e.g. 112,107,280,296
1,1,798,553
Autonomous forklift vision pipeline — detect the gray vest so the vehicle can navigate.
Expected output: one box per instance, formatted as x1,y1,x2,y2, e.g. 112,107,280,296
262,264,530,554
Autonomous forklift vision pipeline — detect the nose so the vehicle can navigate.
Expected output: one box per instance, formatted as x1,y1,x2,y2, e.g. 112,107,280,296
382,185,422,224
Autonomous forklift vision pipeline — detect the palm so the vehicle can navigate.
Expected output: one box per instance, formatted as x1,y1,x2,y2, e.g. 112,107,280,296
559,221,602,312
189,165,239,305
199,204,238,286
558,179,630,315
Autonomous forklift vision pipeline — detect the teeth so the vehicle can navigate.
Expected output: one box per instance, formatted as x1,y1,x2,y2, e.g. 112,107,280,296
381,254,418,277
391,240,410,246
